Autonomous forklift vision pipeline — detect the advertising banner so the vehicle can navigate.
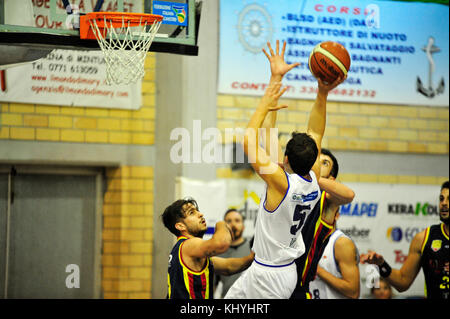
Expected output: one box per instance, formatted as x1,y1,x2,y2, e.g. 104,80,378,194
0,0,143,109
218,0,449,106
338,182,441,298
0,50,142,109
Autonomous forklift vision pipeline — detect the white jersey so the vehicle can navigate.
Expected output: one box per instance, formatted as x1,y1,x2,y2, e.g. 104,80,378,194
252,170,321,266
309,229,360,299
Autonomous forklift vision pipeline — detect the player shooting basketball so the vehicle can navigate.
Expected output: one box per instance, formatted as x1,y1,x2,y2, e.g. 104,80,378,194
162,198,254,299
261,41,357,300
224,41,348,299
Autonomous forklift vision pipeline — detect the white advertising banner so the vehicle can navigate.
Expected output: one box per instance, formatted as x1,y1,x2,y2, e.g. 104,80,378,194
178,177,442,298
339,182,441,298
0,1,143,109
0,50,142,109
223,179,265,240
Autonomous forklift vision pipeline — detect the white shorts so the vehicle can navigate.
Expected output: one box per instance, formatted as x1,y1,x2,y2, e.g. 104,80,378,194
224,260,297,299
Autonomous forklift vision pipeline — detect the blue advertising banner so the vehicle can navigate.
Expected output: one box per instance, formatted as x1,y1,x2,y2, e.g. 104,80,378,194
153,1,188,26
218,0,449,106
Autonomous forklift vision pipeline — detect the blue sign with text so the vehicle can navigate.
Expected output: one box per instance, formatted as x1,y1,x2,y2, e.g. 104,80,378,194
153,1,188,26
218,0,449,106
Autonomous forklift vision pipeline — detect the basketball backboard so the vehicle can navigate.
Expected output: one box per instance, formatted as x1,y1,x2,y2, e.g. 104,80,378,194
0,0,201,67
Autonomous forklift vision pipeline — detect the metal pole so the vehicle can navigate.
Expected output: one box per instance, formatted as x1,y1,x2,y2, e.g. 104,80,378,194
3,170,11,298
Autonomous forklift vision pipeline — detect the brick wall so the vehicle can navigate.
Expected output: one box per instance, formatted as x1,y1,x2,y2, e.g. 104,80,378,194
216,94,449,184
102,166,154,299
217,94,449,155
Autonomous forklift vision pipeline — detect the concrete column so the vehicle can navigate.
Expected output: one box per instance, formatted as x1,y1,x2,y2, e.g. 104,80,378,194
152,0,219,299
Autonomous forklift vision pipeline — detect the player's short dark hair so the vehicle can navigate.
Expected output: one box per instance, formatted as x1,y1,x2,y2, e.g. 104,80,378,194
442,181,449,190
161,198,198,237
285,132,318,176
321,148,339,178
223,208,245,221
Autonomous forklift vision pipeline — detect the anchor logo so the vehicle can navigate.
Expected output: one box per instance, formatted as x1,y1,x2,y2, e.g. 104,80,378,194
416,37,445,98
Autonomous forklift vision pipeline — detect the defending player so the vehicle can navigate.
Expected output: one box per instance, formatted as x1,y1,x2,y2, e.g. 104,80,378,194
224,41,346,299
291,150,358,299
308,149,361,299
162,198,255,299
360,181,449,299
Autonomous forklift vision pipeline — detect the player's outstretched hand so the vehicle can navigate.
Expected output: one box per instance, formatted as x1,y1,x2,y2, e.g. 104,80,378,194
317,75,347,95
360,250,385,266
263,40,301,78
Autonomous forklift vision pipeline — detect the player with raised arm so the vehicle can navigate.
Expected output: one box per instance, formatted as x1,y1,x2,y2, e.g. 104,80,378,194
225,41,346,299
162,198,255,299
259,41,355,299
308,149,360,299
360,181,449,299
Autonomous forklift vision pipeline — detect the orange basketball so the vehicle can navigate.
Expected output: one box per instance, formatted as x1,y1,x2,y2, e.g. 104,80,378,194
308,41,351,84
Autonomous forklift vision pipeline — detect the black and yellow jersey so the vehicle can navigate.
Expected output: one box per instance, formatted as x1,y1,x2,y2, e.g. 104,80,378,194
420,223,449,299
167,236,215,299
291,191,335,299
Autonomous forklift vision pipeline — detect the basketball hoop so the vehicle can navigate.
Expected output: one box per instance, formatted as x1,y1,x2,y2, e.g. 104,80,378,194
80,12,163,85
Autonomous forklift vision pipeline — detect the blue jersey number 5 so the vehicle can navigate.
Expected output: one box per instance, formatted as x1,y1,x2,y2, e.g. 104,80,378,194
290,204,310,235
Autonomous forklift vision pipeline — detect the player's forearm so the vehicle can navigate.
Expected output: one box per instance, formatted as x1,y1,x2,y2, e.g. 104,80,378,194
262,110,277,130
266,60,285,131
261,112,283,164
244,107,268,156
307,91,327,138
317,268,360,299
319,178,355,205
222,253,255,276
384,269,414,292
210,222,232,254
360,248,421,293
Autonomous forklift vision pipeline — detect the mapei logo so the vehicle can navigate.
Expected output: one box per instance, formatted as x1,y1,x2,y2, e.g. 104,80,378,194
388,203,438,217
340,202,378,217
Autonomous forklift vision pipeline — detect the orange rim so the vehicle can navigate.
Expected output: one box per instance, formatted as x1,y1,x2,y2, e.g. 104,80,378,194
79,12,163,39
85,12,163,26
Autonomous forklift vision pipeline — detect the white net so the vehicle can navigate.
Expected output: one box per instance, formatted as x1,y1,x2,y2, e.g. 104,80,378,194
89,16,162,85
